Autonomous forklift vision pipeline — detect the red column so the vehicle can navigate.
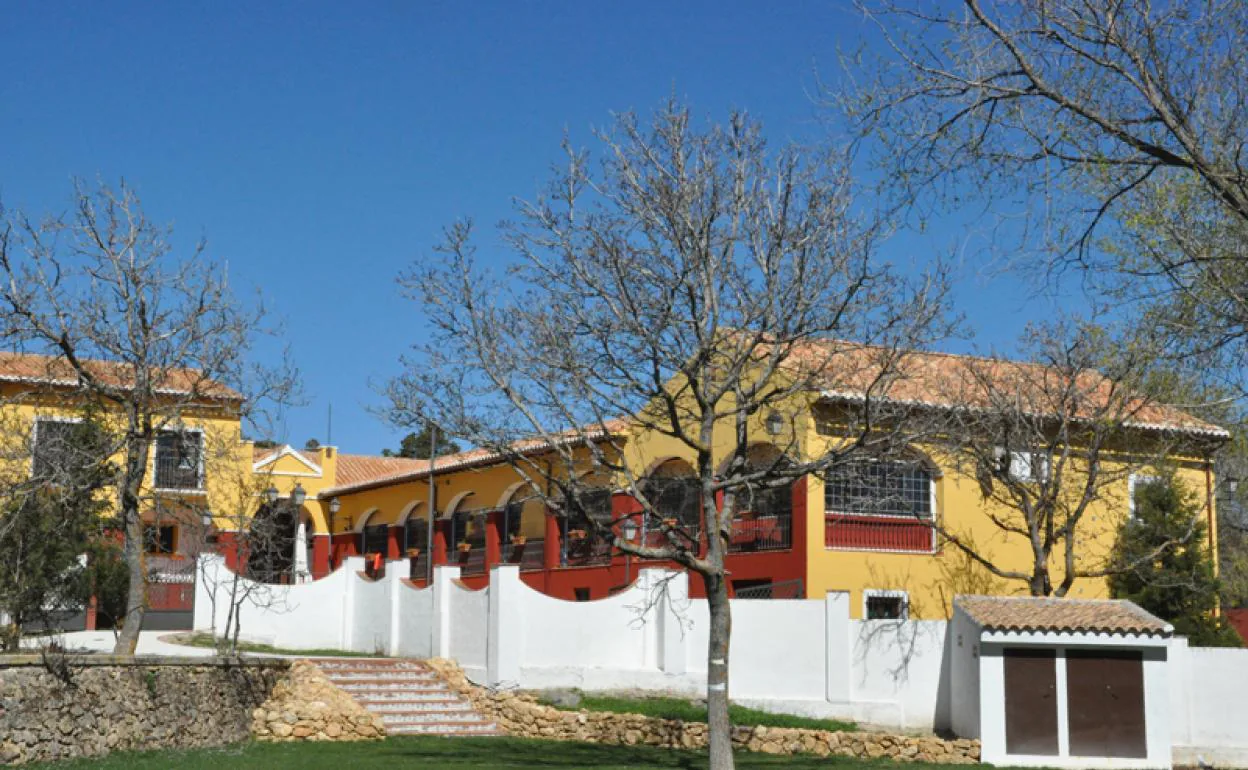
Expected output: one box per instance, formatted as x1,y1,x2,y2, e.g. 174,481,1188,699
85,594,98,631
433,518,449,566
792,475,809,586
543,512,561,570
387,525,403,561
485,510,502,571
311,534,331,578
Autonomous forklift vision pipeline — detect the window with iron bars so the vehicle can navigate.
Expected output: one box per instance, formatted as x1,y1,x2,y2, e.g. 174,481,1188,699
561,488,613,567
640,477,701,544
824,459,931,519
154,430,203,490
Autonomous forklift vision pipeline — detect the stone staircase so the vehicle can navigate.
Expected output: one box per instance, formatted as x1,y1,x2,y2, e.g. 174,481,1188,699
307,658,502,737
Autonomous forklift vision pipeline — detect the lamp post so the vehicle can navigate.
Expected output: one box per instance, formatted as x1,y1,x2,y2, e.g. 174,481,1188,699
327,496,341,569
291,482,306,508
622,518,639,583
764,412,784,436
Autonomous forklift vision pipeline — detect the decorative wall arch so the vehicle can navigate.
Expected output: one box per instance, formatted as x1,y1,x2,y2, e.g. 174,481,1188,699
352,507,381,533
497,481,543,509
444,491,477,515
396,499,425,526
640,455,697,480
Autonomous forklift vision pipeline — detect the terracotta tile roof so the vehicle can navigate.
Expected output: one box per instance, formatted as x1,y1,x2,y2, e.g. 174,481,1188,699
785,340,1227,439
0,351,242,402
321,419,628,497
954,595,1172,637
333,454,429,487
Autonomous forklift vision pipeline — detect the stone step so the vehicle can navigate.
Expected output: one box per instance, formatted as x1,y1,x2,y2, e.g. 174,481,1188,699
335,680,449,691
381,711,495,726
316,663,432,674
386,723,506,736
323,674,444,686
366,701,477,714
353,691,460,704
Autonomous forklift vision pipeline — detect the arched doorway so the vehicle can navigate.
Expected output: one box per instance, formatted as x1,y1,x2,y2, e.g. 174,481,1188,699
246,500,300,584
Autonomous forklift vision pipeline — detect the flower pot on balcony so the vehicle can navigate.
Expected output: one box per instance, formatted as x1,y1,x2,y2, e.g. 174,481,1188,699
510,535,527,546
405,548,421,559
457,542,472,553
567,529,587,541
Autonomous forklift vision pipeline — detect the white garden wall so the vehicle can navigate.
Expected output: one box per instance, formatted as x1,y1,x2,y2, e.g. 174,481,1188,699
193,555,1248,764
1169,639,1248,767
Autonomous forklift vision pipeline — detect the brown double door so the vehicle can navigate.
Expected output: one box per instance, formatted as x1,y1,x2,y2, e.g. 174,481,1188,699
1003,647,1147,759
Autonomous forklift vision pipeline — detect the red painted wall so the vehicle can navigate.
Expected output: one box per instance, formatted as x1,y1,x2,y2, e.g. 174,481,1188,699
1228,608,1248,644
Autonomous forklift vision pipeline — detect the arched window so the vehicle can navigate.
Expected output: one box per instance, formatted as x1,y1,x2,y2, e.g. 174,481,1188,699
360,512,389,556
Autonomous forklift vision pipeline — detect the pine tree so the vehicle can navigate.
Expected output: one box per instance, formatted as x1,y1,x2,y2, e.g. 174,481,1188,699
1109,477,1242,646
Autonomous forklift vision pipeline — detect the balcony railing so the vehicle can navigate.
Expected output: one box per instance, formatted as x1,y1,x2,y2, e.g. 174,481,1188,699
502,538,546,572
564,533,612,567
728,513,792,553
154,455,202,490
458,545,487,576
824,514,934,553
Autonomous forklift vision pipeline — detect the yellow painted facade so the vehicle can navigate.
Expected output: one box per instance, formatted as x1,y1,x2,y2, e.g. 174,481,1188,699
0,358,1221,619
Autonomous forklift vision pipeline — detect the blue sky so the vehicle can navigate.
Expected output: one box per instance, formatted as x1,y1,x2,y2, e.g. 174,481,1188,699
0,2,1051,455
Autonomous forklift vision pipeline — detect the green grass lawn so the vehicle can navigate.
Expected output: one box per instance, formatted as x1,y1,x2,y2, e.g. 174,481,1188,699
30,736,945,769
543,693,858,734
164,632,382,658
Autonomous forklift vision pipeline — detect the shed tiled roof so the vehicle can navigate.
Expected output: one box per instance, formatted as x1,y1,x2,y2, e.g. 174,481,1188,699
0,351,242,402
954,595,1172,637
786,340,1227,439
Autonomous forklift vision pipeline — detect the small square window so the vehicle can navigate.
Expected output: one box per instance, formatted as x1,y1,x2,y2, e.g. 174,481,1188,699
574,587,591,602
144,524,177,555
865,591,907,620
997,449,1049,483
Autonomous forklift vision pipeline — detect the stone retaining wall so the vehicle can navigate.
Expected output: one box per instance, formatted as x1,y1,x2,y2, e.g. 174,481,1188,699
425,658,980,763
0,655,286,766
251,661,385,742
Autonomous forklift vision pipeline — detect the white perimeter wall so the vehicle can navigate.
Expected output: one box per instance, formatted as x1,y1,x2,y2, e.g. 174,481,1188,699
194,555,1248,763
1169,638,1248,767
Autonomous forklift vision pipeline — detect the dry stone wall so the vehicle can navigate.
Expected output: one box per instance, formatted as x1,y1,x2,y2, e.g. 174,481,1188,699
250,661,385,742
424,658,980,763
0,655,285,766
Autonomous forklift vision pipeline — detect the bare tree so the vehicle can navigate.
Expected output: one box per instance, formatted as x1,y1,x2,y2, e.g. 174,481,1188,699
387,102,951,769
926,317,1223,596
0,179,295,654
842,0,1248,387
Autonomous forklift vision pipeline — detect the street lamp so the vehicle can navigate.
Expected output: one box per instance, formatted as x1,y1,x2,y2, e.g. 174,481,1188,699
291,482,307,507
621,519,639,542
1229,477,1240,494
264,485,279,505
764,412,784,435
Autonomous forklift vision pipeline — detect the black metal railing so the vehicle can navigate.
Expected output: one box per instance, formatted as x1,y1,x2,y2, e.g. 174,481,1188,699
734,578,804,600
154,455,202,490
563,532,612,567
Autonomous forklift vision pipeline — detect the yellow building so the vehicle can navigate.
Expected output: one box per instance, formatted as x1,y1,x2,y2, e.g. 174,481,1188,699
0,345,1226,623
237,344,1227,619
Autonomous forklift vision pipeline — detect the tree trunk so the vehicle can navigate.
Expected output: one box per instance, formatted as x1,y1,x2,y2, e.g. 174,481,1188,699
113,438,151,655
705,570,734,770
113,506,147,654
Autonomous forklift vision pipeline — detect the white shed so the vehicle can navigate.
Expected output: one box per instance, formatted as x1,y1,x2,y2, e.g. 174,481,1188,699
951,595,1173,769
